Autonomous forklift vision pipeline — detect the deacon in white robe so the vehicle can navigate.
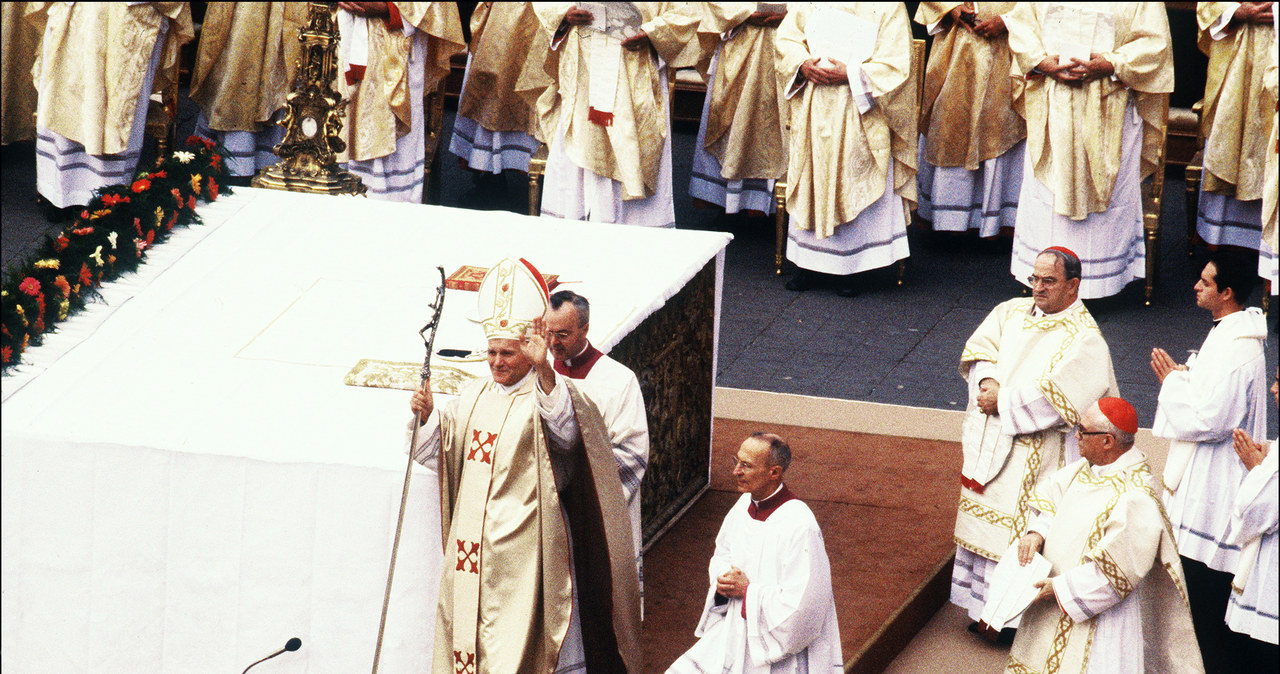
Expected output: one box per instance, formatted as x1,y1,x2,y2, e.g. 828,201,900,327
546,291,650,608
669,433,842,674
914,2,1025,238
1224,432,1278,656
1004,3,1174,299
776,2,917,293
687,3,788,216
1010,398,1203,674
952,249,1118,632
27,2,194,209
447,1,542,174
525,3,702,228
1152,253,1268,672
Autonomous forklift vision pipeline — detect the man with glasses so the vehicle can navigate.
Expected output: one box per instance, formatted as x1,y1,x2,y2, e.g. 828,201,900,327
951,246,1118,641
668,432,842,673
1151,249,1268,673
544,290,649,606
1009,397,1204,673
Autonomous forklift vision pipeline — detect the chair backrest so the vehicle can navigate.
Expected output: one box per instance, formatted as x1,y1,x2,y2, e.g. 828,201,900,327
912,38,926,109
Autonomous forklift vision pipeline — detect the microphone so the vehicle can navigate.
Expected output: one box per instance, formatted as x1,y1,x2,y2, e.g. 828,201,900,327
241,638,303,674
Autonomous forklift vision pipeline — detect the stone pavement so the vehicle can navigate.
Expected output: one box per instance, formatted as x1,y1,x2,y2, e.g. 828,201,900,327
2,99,1275,433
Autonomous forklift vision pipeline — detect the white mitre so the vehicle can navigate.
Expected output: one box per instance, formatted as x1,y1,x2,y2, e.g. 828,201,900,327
476,257,550,340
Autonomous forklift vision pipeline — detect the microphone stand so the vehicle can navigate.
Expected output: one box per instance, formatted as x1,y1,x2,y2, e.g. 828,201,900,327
372,267,446,674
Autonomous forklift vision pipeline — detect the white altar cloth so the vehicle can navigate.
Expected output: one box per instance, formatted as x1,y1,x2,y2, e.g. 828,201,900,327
1,188,731,672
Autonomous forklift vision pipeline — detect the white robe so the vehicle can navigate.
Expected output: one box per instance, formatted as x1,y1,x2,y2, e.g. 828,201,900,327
559,349,650,606
193,110,285,178
668,493,842,674
1155,308,1269,572
1224,440,1278,645
688,33,776,215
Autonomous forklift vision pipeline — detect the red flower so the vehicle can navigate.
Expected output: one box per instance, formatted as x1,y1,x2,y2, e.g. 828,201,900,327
131,178,151,193
72,226,94,236
18,277,40,296
53,275,71,297
208,178,219,200
187,195,196,211
172,187,183,206
151,170,167,179
33,314,44,334
80,210,90,220
210,154,222,170
186,135,202,146
35,293,45,318
134,219,144,237
79,263,93,286
146,230,155,246
165,211,178,230
102,194,131,206
1,345,11,364
54,235,69,252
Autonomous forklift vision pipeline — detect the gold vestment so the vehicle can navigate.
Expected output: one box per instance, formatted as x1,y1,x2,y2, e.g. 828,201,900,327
457,2,541,138
1,2,40,144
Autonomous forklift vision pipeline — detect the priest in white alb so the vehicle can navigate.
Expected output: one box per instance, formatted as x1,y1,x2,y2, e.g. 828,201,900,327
1224,370,1279,669
408,258,641,673
27,2,194,210
1151,251,1268,673
524,3,701,228
334,2,465,202
776,2,917,297
952,247,1118,641
687,2,788,216
447,1,542,175
668,432,842,673
544,290,649,608
1194,2,1276,270
1003,3,1173,299
914,2,1024,238
1009,397,1204,674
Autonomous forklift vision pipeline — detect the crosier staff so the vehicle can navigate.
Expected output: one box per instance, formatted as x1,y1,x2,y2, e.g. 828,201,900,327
372,265,446,673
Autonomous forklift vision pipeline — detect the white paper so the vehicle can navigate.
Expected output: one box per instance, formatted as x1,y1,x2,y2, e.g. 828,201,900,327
980,542,1053,630
1042,3,1116,66
581,2,642,41
806,6,876,69
961,407,1015,488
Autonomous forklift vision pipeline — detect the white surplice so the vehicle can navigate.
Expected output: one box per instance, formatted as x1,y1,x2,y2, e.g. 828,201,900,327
1224,440,1278,645
1155,308,1269,572
668,493,842,674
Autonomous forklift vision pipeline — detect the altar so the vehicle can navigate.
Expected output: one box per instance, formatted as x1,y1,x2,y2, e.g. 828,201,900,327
0,188,730,671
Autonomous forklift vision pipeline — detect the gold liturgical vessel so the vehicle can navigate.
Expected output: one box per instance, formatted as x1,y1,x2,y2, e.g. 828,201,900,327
253,2,366,196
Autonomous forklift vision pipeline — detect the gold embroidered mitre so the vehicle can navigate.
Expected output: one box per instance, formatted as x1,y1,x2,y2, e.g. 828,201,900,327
476,257,550,340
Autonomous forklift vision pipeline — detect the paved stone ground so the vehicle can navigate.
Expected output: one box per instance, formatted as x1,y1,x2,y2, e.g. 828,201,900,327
2,98,1275,433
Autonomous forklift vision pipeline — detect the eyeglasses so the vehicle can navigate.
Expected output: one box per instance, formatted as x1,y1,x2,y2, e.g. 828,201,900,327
1074,426,1112,439
1027,275,1060,288
729,457,756,470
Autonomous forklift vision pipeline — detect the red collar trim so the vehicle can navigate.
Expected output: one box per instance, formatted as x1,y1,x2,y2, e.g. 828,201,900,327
748,485,796,521
553,343,604,379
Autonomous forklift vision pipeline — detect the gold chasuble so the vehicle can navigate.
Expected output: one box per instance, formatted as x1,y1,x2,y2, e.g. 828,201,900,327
336,2,465,163
1007,454,1203,674
776,3,917,239
956,299,1117,561
436,377,641,673
696,2,788,182
458,2,542,138
189,2,308,133
1263,42,1279,254
1004,3,1173,220
915,2,1025,170
1197,2,1277,201
522,3,701,200
25,2,194,156
1,2,41,144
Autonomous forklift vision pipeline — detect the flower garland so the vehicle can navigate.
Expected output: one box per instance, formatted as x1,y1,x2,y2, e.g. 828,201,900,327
1,136,232,373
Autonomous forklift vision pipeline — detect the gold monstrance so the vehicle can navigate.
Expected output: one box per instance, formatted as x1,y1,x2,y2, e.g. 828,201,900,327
252,2,366,196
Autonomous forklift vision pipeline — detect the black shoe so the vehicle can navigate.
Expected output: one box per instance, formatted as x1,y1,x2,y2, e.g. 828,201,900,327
785,271,816,292
997,627,1017,645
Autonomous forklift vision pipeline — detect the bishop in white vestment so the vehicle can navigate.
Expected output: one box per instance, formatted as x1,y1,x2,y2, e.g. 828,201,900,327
668,433,841,674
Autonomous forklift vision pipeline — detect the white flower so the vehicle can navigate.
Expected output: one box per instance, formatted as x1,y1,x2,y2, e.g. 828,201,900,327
173,150,195,164
90,246,104,267
107,231,118,250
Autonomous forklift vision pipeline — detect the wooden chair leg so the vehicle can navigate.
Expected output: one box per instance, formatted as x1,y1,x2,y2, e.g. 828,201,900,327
1144,218,1158,306
896,259,906,286
773,180,787,274
528,144,548,217
1184,163,1201,256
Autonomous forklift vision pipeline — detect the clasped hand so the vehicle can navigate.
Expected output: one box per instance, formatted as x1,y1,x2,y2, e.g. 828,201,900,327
800,58,848,86
1037,54,1114,84
715,566,750,598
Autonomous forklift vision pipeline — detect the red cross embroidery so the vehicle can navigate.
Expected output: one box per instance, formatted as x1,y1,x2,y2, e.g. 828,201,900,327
467,429,497,464
453,650,475,674
455,539,480,574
